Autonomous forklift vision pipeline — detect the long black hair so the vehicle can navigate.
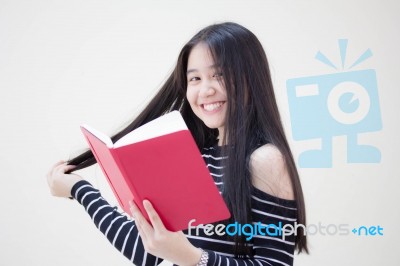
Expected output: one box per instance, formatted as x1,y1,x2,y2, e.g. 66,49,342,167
67,22,308,255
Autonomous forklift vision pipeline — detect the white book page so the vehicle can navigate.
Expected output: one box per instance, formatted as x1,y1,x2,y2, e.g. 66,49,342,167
81,124,114,148
114,111,187,148
81,111,188,149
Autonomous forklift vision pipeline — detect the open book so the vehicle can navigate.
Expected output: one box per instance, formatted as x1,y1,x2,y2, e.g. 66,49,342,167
80,111,230,231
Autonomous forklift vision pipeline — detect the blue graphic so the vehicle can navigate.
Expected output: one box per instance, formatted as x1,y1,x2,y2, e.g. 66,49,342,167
352,225,383,236
286,39,382,168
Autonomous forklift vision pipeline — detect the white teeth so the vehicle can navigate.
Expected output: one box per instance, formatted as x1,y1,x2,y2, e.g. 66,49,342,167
203,102,223,111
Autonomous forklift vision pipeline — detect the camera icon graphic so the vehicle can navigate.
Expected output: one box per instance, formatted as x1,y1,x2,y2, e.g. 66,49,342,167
286,40,382,168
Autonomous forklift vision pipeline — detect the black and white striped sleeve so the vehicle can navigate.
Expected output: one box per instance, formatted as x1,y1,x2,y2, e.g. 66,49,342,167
71,180,163,266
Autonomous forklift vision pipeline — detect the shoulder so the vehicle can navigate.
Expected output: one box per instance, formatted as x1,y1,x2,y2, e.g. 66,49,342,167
249,144,294,200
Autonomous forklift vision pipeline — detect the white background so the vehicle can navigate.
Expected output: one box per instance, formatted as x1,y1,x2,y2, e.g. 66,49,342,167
1,0,399,265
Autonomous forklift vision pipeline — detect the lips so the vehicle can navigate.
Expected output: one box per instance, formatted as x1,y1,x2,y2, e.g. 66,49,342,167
202,101,225,111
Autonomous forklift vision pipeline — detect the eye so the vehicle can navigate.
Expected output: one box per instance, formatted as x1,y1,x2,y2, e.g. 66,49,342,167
213,72,223,78
188,76,200,82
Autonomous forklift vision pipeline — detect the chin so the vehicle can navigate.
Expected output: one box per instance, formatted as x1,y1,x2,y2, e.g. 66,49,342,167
203,121,224,130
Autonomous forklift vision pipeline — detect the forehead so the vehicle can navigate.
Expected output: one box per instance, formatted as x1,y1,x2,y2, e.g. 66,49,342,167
187,43,215,69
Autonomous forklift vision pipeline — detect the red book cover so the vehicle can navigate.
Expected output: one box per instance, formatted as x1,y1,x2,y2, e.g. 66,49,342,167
80,111,230,231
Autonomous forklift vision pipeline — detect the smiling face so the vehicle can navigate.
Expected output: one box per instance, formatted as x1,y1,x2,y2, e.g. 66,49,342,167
186,43,228,141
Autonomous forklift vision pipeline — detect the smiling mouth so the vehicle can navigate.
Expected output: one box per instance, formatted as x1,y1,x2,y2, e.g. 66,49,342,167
202,101,225,112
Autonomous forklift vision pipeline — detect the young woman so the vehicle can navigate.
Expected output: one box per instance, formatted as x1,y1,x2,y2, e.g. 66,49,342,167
47,22,308,265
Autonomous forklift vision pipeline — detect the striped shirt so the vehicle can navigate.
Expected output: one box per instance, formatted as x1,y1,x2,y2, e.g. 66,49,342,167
71,146,298,266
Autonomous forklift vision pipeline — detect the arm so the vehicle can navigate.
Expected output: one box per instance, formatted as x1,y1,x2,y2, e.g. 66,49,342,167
125,143,296,266
197,144,296,266
46,161,163,266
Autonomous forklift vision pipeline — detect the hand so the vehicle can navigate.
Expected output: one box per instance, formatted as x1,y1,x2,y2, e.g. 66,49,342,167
130,200,202,266
46,160,83,198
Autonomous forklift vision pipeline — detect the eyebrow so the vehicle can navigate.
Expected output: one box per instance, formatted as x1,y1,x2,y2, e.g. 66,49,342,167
186,64,219,75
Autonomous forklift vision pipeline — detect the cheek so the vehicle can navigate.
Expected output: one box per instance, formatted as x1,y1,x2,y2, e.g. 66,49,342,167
186,87,197,107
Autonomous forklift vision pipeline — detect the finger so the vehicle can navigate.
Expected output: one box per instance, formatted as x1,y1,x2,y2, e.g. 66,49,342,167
52,160,65,168
143,200,166,232
129,200,141,219
47,163,62,183
63,164,76,173
135,215,148,242
129,201,152,230
130,203,151,242
55,164,76,175
52,162,67,176
47,160,64,177
137,213,154,235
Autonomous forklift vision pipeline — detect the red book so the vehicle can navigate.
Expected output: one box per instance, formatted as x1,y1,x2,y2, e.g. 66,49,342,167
80,111,230,231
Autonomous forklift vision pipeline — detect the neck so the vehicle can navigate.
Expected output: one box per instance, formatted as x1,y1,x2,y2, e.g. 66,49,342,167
217,127,225,146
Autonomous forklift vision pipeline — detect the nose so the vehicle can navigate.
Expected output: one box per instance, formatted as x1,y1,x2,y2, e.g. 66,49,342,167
199,81,216,97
